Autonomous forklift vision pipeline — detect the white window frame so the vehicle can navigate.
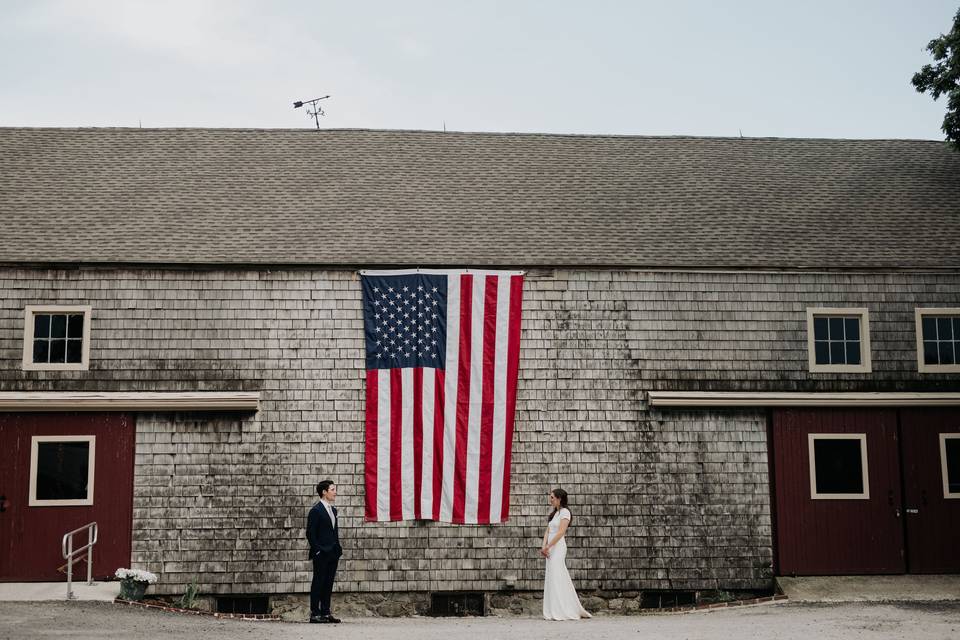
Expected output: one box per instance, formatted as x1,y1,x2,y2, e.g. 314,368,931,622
808,433,870,500
806,307,872,373
28,435,96,506
941,433,960,499
22,305,92,371
915,308,960,373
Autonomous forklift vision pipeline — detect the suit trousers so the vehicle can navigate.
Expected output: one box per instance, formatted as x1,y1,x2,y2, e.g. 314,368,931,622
310,553,340,616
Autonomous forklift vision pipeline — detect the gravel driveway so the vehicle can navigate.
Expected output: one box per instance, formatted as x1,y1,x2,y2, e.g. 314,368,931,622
1,600,958,640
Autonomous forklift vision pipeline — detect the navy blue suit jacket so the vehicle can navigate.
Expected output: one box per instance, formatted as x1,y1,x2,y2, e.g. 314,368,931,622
306,502,342,560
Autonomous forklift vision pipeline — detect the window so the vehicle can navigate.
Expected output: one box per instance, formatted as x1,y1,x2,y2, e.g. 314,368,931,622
941,433,960,499
29,436,96,506
806,307,871,373
22,305,91,371
808,433,870,499
916,308,960,373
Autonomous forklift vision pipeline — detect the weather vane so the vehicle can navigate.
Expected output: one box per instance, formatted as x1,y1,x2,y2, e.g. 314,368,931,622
292,95,331,129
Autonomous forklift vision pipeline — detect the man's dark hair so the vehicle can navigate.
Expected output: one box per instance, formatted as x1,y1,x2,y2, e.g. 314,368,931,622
316,479,335,498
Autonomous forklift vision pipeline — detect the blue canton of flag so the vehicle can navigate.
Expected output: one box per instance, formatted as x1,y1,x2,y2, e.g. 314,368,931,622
361,273,448,370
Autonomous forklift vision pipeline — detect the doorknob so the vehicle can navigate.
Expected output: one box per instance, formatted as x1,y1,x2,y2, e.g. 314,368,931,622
0,494,6,513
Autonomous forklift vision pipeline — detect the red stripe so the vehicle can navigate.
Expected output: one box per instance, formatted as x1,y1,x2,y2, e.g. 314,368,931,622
412,367,424,520
432,368,445,520
389,369,403,521
501,275,524,520
364,369,379,521
452,274,473,524
476,276,499,524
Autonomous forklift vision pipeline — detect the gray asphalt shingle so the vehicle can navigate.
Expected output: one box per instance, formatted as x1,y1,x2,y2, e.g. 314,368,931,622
1,127,958,268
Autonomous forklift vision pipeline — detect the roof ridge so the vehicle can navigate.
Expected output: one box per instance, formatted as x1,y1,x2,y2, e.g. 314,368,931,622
0,126,947,144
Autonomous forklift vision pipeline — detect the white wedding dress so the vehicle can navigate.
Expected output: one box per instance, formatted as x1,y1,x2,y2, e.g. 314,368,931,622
543,508,592,620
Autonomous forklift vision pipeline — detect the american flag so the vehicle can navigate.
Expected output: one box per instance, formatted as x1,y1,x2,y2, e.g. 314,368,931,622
361,269,524,524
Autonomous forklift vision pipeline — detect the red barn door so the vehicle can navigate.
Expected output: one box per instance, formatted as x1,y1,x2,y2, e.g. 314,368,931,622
773,408,905,575
900,408,960,573
0,413,135,581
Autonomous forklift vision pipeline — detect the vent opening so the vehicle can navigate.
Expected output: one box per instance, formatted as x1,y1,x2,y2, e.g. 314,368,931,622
430,592,485,617
640,590,696,609
215,595,270,615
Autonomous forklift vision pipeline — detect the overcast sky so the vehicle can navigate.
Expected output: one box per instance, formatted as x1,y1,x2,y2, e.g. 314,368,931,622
1,1,957,139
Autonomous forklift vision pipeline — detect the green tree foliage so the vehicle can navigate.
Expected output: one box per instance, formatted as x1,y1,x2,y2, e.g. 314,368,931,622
912,9,960,148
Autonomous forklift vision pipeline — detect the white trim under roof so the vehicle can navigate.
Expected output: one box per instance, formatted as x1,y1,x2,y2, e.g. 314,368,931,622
647,391,960,407
0,392,260,412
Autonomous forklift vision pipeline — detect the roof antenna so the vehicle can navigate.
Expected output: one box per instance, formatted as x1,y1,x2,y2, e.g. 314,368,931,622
739,128,744,138
443,120,447,132
293,95,331,130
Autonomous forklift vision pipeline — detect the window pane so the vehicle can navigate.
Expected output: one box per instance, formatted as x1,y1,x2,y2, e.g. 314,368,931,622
32,339,49,363
66,339,83,363
939,341,956,365
50,314,67,338
922,316,937,340
844,318,860,341
35,441,90,501
954,318,960,341
829,317,845,340
846,341,861,365
813,317,829,341
49,339,66,363
924,340,940,365
67,314,84,338
947,439,960,494
938,317,954,340
34,314,50,338
830,341,846,364
814,438,865,494
815,341,830,365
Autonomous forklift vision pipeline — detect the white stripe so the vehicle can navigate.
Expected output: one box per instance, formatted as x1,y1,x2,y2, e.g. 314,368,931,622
400,367,415,520
464,276,486,524
420,368,435,517
440,274,461,523
376,370,391,521
488,276,511,523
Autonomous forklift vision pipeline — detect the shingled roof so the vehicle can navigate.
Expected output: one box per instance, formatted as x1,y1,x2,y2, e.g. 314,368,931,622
1,127,958,269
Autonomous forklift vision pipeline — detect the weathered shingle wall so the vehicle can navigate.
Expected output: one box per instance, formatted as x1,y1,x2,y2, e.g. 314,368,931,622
1,267,958,595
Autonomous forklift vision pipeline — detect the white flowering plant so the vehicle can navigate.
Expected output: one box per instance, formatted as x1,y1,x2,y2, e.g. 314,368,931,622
114,568,158,584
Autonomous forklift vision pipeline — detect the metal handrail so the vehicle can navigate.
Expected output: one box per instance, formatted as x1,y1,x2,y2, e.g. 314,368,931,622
62,522,98,600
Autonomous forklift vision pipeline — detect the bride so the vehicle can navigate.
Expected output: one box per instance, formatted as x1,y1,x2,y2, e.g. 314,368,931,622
541,488,592,621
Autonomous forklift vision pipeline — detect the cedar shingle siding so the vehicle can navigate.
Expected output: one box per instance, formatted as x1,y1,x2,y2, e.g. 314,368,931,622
3,266,958,594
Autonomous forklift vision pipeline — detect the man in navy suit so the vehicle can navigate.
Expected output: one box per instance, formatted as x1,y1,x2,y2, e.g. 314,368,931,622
306,479,343,623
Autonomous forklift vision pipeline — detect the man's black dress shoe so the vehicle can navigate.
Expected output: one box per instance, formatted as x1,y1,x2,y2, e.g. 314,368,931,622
327,615,342,624
309,615,330,623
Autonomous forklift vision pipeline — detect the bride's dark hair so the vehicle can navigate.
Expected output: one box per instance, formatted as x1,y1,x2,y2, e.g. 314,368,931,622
547,488,571,524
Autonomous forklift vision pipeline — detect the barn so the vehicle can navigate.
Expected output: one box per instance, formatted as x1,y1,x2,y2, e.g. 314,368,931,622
0,127,958,615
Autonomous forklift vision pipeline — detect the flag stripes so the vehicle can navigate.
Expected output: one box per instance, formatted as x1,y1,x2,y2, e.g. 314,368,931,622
362,270,523,524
